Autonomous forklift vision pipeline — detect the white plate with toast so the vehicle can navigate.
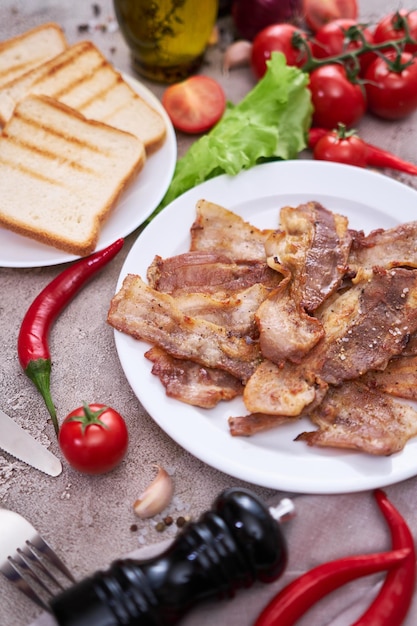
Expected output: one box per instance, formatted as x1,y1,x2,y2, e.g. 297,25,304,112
0,74,176,268
114,160,417,494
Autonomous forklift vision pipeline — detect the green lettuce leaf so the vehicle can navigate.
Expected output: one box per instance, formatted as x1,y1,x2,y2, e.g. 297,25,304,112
157,52,312,211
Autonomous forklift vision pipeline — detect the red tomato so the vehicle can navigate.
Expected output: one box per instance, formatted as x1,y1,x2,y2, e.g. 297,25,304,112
250,24,311,79
373,10,417,53
162,75,226,134
311,19,375,74
365,52,417,120
302,0,358,33
309,64,366,128
59,403,128,474
313,127,368,167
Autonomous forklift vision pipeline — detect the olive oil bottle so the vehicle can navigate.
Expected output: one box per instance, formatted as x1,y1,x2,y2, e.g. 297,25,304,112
114,0,219,83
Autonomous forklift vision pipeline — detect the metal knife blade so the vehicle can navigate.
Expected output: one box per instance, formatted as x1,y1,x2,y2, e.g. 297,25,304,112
0,408,62,476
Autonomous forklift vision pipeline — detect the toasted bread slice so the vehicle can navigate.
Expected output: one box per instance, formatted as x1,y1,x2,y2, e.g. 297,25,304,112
0,94,146,256
0,40,166,152
0,23,67,88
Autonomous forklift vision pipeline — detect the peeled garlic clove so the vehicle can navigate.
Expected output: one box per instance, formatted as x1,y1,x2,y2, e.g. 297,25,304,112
223,40,253,73
133,465,174,519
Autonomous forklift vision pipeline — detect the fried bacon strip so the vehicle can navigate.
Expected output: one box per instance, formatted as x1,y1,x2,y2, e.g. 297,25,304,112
266,202,352,312
348,220,417,274
107,274,261,382
190,199,273,262
243,359,328,416
296,381,417,455
147,251,280,296
361,355,417,401
314,267,417,384
172,283,271,339
255,277,324,365
229,413,296,437
256,202,351,365
145,347,243,408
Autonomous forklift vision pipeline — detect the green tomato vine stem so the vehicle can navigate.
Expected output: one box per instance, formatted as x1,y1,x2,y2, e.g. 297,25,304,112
293,13,417,79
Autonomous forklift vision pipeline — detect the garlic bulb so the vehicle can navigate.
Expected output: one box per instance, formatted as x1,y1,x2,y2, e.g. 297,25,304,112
133,465,174,519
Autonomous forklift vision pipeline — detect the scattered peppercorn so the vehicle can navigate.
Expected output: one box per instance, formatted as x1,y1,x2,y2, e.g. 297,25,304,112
164,516,174,526
130,524,138,532
155,521,166,533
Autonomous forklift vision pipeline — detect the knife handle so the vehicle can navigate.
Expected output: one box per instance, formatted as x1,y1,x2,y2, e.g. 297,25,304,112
50,488,288,626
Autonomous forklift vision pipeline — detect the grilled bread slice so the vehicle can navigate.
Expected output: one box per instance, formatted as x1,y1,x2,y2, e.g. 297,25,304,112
0,23,67,89
0,40,166,153
0,94,146,256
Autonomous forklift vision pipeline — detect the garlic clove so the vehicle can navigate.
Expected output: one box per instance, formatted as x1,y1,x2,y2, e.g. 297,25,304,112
133,465,174,519
223,40,253,74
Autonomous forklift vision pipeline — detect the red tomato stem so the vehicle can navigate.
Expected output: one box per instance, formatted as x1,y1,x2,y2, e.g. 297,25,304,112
302,30,417,74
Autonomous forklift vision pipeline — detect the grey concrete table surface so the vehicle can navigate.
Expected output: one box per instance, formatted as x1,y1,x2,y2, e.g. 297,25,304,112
2,1,417,625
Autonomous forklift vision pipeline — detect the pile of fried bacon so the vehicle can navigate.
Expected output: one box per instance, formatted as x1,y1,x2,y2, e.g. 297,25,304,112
108,199,417,456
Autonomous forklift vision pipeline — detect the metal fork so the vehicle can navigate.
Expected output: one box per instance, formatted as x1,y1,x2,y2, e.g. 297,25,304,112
0,508,75,611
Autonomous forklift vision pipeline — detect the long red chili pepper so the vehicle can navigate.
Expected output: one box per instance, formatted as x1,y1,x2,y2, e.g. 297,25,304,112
365,144,417,176
352,489,416,626
18,238,124,435
253,548,411,626
308,126,417,175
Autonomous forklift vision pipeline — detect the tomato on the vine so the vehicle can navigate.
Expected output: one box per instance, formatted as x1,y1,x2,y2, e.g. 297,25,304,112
308,64,366,128
373,10,417,54
365,51,417,120
312,125,368,167
311,19,375,74
162,75,226,134
58,403,129,474
302,0,358,33
250,24,310,79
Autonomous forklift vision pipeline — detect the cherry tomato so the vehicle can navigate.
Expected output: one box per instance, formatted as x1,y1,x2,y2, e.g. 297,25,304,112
302,0,358,33
313,126,368,167
373,10,417,54
162,75,226,134
365,52,417,120
311,19,375,74
59,403,128,474
308,64,366,128
250,24,310,79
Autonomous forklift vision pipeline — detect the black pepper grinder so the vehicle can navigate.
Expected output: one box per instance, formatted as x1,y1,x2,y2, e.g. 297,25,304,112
50,488,293,626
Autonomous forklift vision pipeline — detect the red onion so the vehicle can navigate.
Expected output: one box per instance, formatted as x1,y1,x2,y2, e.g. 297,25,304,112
232,0,303,41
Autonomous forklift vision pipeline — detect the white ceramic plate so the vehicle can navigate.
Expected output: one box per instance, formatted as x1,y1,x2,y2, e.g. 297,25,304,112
0,74,177,268
114,160,417,494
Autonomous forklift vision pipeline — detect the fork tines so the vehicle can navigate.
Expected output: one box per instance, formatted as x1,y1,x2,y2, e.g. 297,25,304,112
1,532,75,611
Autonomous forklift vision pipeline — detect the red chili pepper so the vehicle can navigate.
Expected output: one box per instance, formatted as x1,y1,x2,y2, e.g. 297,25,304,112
308,127,328,149
18,239,124,435
253,548,411,626
365,144,417,176
308,126,417,175
352,489,416,626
